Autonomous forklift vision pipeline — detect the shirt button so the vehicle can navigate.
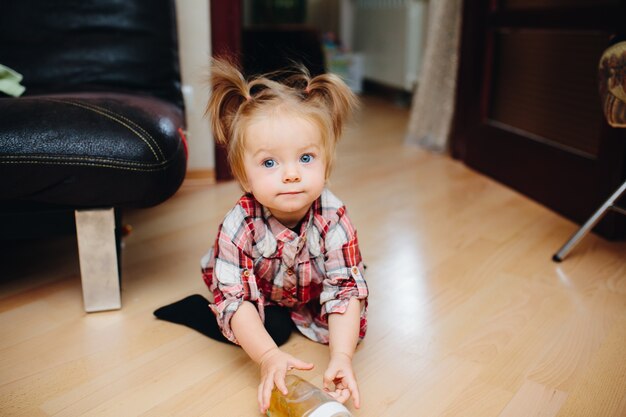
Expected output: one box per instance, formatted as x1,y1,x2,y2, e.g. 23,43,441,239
243,269,251,277
286,268,294,275
351,266,359,274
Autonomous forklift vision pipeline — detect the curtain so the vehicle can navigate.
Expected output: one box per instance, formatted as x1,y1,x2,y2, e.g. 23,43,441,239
405,0,463,152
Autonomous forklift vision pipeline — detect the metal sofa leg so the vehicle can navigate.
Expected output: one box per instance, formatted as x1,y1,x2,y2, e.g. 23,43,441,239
75,208,121,312
553,180,626,262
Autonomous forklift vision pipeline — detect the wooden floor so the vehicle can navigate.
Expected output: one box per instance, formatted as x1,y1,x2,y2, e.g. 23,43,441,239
1,96,625,417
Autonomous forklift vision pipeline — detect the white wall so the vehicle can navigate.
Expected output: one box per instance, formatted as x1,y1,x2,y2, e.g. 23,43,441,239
175,0,214,174
353,0,428,91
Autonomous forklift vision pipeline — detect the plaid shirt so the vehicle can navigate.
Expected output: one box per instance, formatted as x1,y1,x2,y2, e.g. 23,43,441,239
201,188,368,345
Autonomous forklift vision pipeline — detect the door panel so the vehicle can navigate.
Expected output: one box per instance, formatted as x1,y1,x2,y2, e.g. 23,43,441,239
490,30,606,157
451,0,626,238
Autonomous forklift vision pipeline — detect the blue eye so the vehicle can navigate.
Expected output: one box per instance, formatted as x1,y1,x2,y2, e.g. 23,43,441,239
262,159,276,168
300,154,313,164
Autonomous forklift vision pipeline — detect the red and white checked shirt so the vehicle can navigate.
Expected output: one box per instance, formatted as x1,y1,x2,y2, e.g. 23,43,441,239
201,188,368,345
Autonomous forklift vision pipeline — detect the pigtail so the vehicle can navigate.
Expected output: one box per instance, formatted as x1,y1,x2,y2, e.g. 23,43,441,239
305,73,359,141
205,58,250,146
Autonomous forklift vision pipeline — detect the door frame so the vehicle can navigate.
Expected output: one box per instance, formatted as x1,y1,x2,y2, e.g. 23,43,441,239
210,0,241,181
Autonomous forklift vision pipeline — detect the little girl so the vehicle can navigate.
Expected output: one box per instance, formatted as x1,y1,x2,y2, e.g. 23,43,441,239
202,59,368,414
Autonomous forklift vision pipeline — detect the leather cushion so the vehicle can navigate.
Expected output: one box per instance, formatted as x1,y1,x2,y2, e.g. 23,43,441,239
0,93,187,208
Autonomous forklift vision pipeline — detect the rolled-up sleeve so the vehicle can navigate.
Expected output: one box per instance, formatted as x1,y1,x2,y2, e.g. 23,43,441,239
207,213,264,344
320,207,368,336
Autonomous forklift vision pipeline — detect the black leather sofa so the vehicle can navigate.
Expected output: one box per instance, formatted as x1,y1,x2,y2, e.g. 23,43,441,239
0,0,187,311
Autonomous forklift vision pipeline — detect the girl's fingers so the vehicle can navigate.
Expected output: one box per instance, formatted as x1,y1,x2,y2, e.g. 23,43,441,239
348,380,361,409
338,373,360,408
329,388,350,404
262,378,274,412
323,369,337,390
259,358,315,413
339,388,351,404
259,372,275,413
327,390,340,399
292,359,315,370
257,380,266,413
274,370,288,395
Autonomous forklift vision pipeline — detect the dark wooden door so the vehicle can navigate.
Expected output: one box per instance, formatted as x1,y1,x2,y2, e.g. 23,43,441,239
210,0,241,181
451,0,626,238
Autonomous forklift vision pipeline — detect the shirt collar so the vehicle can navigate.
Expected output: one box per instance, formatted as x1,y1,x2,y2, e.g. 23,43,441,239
261,198,319,243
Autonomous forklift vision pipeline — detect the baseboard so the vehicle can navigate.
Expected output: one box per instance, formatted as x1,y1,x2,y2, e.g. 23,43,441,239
362,79,413,108
183,169,216,187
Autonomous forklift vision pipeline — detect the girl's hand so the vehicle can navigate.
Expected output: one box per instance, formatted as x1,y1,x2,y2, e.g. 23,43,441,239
258,347,314,414
323,352,360,409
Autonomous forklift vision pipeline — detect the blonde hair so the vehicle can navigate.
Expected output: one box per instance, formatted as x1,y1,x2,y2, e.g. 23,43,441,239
205,57,358,187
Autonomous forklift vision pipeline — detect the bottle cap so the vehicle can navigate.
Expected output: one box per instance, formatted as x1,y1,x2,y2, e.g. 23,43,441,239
308,401,352,417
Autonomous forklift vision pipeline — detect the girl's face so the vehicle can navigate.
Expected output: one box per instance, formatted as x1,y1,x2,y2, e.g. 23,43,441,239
242,112,326,228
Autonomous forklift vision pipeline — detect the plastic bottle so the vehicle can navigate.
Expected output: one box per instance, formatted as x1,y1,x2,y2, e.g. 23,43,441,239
267,374,353,417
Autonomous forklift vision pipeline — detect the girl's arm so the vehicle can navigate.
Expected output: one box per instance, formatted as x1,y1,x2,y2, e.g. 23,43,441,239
325,297,363,408
230,301,277,363
230,301,314,414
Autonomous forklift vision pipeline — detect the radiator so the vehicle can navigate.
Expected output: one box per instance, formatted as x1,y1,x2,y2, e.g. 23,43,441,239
353,0,427,91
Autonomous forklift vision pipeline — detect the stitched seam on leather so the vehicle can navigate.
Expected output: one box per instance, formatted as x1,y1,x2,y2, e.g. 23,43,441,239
0,154,165,167
0,160,173,172
42,98,162,162
61,99,166,160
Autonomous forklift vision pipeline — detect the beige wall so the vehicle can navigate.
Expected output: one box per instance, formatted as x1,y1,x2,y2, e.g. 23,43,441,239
175,0,214,174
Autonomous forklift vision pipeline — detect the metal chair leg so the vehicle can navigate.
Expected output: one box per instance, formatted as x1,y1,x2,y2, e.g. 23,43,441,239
75,208,122,312
553,180,626,262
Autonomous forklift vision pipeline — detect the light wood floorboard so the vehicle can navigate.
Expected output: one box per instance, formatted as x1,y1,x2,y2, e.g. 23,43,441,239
1,96,625,417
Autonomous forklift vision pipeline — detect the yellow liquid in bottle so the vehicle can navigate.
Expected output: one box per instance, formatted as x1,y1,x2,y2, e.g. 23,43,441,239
267,375,350,417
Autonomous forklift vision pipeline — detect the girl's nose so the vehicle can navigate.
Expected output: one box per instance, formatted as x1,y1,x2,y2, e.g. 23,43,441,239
283,166,301,183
